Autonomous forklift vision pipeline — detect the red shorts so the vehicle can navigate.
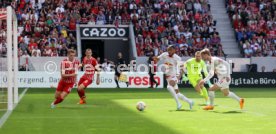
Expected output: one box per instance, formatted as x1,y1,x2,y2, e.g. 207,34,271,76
56,80,75,93
78,77,93,88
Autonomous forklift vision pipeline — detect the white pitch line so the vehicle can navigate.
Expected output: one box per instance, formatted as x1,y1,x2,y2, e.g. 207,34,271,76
221,105,267,117
0,110,12,128
13,88,28,109
0,88,29,128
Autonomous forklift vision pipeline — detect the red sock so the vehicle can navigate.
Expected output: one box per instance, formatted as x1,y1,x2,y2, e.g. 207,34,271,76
54,97,64,105
78,89,85,99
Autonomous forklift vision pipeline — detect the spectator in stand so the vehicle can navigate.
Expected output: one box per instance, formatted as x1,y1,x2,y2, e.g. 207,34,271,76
51,49,59,57
96,11,106,25
261,66,266,72
59,44,68,56
19,51,30,71
228,0,276,57
97,57,101,64
31,46,41,57
18,38,28,53
28,38,38,54
44,46,52,57
0,40,7,57
1,0,223,58
102,58,113,72
49,39,57,49
244,44,254,58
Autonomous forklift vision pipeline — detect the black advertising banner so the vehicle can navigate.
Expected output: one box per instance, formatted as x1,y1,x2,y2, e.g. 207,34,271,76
169,73,276,88
80,26,129,39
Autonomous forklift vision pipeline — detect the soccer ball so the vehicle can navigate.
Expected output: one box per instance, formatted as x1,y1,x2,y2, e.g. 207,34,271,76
136,101,146,111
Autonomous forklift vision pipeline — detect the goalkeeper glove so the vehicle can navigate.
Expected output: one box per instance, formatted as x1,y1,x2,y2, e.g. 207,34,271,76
207,80,213,87
182,74,188,82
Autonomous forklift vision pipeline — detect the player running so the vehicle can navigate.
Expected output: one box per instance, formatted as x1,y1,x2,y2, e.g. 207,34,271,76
77,49,100,104
155,45,194,110
182,51,212,104
199,49,244,110
51,49,80,108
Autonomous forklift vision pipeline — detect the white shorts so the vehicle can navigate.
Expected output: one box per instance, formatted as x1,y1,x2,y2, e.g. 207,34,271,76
166,75,179,89
216,76,231,90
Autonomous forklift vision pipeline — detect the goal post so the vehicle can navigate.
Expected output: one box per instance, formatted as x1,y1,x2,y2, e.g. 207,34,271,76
0,6,18,111
12,7,18,104
7,6,13,110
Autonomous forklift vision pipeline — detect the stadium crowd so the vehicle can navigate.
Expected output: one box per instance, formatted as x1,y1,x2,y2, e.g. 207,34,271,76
227,0,276,57
133,0,225,57
0,0,225,58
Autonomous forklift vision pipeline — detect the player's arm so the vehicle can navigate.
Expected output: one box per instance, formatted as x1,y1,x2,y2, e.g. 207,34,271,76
79,57,85,68
201,61,212,87
154,52,166,62
199,62,214,85
201,61,208,77
203,68,214,83
61,70,77,77
94,60,101,85
74,61,80,85
176,56,183,80
181,59,191,82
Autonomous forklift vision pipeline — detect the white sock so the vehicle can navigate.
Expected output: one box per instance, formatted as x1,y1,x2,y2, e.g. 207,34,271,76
177,93,192,104
209,91,215,106
167,86,181,106
227,92,241,102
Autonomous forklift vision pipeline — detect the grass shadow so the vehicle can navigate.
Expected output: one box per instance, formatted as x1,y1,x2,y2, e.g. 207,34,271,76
222,111,243,114
197,104,207,106
211,110,243,114
169,109,195,112
1,96,182,134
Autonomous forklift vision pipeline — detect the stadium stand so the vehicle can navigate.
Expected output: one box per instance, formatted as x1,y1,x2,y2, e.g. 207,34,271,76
1,0,226,58
226,0,276,57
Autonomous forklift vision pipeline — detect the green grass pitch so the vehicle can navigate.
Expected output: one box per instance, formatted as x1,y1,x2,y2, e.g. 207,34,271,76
0,88,276,134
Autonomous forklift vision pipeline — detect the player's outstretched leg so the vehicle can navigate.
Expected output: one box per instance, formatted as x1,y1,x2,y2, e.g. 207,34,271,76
201,86,209,104
203,91,215,110
223,89,244,109
167,85,182,110
176,90,194,110
194,80,209,105
77,84,86,104
51,91,68,108
203,84,220,110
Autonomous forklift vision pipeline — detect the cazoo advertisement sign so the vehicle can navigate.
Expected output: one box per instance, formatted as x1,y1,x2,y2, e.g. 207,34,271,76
80,26,129,39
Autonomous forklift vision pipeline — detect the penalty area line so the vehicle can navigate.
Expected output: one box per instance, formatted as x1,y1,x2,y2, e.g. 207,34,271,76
0,88,29,128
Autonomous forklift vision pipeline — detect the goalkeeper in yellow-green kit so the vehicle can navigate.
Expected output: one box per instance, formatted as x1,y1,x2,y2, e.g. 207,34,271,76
182,51,212,105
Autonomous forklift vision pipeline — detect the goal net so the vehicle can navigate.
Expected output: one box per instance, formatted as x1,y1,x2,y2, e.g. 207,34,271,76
0,6,18,112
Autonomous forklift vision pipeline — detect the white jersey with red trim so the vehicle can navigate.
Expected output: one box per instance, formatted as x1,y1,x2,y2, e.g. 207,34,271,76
157,52,182,76
204,56,231,82
82,56,98,80
60,58,80,83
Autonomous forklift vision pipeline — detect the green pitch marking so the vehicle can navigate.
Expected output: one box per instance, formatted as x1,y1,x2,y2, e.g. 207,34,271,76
0,88,276,134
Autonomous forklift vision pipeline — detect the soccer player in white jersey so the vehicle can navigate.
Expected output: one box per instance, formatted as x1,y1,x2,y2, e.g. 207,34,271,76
199,49,244,110
155,45,194,110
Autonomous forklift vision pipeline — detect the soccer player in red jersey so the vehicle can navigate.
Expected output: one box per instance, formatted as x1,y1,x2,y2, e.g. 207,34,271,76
51,49,80,108
77,49,100,104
